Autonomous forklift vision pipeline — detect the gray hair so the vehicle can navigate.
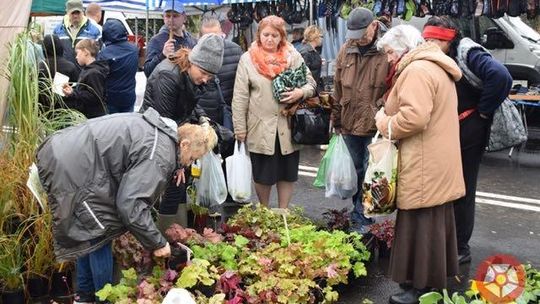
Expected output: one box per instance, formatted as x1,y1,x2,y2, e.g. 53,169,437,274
376,25,424,57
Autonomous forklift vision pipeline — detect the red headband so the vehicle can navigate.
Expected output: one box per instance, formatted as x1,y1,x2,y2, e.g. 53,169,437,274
422,26,457,41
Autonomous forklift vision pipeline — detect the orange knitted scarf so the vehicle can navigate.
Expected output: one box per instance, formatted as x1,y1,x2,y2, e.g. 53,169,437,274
249,42,291,80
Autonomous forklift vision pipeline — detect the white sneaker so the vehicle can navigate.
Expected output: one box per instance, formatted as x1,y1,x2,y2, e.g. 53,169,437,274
319,144,328,150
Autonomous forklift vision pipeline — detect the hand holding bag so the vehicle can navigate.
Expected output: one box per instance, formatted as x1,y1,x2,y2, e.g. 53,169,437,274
225,141,252,202
362,119,398,217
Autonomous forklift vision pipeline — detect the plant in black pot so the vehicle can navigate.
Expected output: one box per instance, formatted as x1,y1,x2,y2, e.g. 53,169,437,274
22,213,55,299
49,262,74,302
368,219,395,258
187,185,210,233
0,235,26,304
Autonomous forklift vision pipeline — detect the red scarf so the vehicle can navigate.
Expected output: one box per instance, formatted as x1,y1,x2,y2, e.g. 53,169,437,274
383,53,407,102
422,26,457,41
249,42,290,80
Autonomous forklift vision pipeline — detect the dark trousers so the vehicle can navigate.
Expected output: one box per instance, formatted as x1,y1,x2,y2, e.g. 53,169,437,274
159,169,191,215
342,134,374,227
454,113,491,255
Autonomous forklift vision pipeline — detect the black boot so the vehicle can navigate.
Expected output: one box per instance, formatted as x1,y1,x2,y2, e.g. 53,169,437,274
458,252,472,264
389,288,423,304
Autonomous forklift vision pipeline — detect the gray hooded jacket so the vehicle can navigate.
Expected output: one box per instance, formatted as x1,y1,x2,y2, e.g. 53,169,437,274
37,108,177,261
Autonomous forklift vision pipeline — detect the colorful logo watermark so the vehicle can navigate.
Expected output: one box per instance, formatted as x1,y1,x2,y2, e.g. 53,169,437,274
474,254,526,303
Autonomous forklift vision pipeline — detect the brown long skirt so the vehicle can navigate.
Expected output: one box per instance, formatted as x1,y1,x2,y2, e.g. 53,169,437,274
388,203,459,290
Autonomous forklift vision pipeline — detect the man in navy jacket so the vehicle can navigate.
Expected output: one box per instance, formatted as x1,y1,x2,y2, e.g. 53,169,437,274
143,1,196,77
98,19,139,113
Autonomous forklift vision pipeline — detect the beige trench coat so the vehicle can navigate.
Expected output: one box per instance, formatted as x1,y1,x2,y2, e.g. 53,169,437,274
376,43,466,210
232,46,316,155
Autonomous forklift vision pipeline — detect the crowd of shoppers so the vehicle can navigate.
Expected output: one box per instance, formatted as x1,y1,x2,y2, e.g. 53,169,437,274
33,1,513,303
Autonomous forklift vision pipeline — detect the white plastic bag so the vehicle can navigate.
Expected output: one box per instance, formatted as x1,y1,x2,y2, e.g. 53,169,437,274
197,151,227,207
225,141,252,202
325,134,358,199
162,288,196,304
362,119,398,217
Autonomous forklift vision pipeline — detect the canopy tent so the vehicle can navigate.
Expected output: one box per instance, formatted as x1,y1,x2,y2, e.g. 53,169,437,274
81,0,270,13
31,0,69,15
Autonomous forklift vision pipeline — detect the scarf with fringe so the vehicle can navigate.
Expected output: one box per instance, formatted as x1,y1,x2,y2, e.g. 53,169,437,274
249,42,291,80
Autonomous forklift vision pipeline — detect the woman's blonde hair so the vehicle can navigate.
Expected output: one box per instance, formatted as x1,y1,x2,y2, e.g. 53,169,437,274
303,25,322,44
177,123,217,154
170,48,191,72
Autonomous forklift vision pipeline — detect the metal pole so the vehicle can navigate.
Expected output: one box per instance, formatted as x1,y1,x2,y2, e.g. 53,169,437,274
309,0,313,25
146,0,149,45
135,17,138,44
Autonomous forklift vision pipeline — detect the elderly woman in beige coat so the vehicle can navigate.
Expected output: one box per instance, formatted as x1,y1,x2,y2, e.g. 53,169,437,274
374,25,466,304
232,16,316,208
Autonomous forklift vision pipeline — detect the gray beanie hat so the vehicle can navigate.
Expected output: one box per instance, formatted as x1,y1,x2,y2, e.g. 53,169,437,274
188,33,224,74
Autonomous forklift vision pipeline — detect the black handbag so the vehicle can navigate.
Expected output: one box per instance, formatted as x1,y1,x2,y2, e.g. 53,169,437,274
291,106,331,145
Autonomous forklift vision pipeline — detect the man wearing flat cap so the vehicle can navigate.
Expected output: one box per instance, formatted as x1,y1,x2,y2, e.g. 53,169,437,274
144,0,197,77
53,0,101,68
331,7,390,234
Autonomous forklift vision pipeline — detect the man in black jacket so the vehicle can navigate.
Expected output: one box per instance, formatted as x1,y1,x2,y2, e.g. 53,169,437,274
196,18,242,131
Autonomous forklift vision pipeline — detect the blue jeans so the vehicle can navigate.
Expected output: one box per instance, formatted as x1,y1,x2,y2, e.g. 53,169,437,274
76,242,113,301
108,103,134,114
343,135,374,227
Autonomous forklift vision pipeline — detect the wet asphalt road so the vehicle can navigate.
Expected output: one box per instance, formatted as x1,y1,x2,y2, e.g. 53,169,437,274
253,129,540,303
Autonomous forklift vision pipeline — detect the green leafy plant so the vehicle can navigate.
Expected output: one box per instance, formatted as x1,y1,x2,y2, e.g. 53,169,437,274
96,268,139,303
420,264,540,304
0,235,26,291
517,264,540,304
176,258,219,289
190,243,239,271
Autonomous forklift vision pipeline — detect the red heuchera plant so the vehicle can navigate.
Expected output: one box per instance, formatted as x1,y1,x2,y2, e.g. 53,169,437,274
369,219,395,249
217,271,245,304
322,208,351,231
221,223,281,250
113,232,153,273
165,224,222,245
